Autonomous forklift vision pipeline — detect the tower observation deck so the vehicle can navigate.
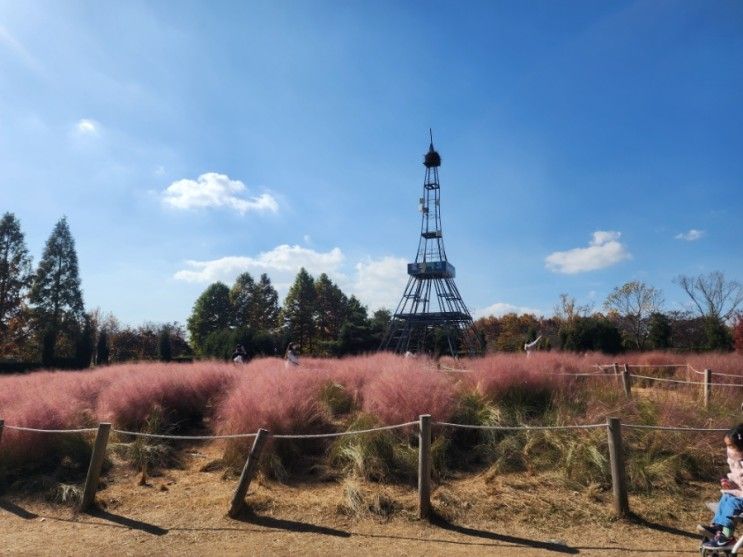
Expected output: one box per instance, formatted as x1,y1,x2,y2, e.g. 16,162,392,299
380,133,483,357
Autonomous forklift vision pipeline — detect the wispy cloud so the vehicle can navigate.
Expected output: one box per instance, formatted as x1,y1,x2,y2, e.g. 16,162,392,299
675,229,705,241
162,172,278,215
545,231,630,274
473,302,543,319
0,24,44,75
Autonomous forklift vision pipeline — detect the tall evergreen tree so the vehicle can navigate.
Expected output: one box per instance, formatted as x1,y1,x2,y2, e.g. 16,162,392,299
0,212,32,354
282,268,316,350
29,217,84,364
314,273,348,343
229,272,256,328
187,282,232,354
253,273,280,330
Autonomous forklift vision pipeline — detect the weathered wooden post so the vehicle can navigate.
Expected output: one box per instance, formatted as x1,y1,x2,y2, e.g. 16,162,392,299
229,429,270,518
0,419,4,447
612,362,619,385
607,417,629,517
621,368,632,399
80,422,111,511
418,414,432,520
704,369,712,408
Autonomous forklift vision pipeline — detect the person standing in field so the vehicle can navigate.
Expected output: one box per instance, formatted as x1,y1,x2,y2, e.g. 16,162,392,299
232,344,247,364
285,343,300,368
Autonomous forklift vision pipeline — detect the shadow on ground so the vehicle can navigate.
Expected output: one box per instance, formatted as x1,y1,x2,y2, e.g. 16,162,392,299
0,498,38,519
233,508,351,538
86,507,169,536
431,513,579,554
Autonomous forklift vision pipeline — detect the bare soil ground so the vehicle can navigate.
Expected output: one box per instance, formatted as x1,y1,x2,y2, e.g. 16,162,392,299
0,445,717,556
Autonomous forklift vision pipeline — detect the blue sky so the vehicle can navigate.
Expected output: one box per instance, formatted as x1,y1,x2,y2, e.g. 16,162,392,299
1,0,741,327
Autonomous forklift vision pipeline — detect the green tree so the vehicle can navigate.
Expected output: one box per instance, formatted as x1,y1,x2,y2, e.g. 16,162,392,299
74,314,95,368
0,212,33,356
314,273,348,343
253,273,280,330
647,312,671,350
281,268,316,351
559,316,622,354
96,329,110,365
229,272,256,328
158,326,173,362
187,282,232,354
338,295,374,355
29,217,85,365
604,281,663,350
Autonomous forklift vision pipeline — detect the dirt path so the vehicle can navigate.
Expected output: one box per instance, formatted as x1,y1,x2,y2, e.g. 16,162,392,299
0,447,711,556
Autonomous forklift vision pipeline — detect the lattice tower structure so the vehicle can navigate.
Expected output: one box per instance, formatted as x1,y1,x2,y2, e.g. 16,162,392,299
381,136,482,357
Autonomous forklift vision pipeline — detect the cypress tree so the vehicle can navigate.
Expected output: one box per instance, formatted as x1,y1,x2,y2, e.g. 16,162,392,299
29,217,84,365
0,212,32,354
281,268,316,350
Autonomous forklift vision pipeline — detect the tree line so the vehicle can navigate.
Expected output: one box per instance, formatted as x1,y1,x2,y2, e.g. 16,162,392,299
186,268,391,359
476,278,743,355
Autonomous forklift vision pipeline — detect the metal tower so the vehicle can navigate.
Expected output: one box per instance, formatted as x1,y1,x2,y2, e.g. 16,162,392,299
381,133,482,357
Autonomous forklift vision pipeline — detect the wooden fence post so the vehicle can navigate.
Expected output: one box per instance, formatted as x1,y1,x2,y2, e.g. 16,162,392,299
0,419,4,447
607,417,629,517
621,368,632,399
80,423,111,511
704,369,712,408
229,428,270,518
418,414,432,520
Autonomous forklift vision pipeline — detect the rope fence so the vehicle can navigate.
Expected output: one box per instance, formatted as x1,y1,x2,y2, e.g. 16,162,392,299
0,414,736,521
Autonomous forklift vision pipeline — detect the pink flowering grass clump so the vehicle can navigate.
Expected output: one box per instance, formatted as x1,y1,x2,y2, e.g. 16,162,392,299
463,354,568,401
361,367,458,424
214,365,332,437
96,361,241,431
0,370,113,469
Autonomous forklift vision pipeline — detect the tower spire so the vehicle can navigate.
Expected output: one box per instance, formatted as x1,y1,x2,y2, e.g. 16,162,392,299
380,133,482,357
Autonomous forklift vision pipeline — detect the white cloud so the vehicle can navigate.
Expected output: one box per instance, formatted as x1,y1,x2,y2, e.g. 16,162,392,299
162,172,279,215
473,302,543,319
75,118,100,136
174,244,344,290
545,230,630,274
675,229,705,241
351,256,408,311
